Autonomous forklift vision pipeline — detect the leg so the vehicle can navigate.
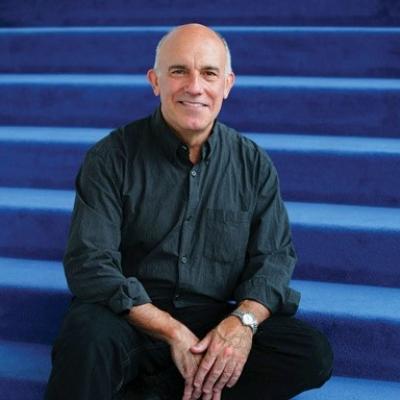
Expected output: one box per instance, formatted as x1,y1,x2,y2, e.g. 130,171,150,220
44,299,171,400
223,316,333,400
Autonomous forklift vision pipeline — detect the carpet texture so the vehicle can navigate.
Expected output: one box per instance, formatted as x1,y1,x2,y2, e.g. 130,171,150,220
2,74,400,136
1,27,400,77
1,1,399,399
1,0,400,27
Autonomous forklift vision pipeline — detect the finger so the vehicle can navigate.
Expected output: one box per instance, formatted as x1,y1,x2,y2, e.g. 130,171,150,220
201,355,227,397
193,353,217,398
191,332,212,354
182,378,194,400
226,363,244,388
212,390,222,400
213,359,236,392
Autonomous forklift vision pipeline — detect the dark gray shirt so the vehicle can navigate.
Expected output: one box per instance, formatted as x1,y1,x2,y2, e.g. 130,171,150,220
64,108,300,316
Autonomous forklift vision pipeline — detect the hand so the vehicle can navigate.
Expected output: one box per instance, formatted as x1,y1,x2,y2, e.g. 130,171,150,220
189,316,253,400
168,324,203,400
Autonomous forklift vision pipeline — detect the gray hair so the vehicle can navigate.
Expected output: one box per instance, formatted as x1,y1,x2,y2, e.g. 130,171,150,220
153,27,233,75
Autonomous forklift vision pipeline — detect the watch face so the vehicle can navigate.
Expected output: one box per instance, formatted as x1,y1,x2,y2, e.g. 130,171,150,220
243,314,253,324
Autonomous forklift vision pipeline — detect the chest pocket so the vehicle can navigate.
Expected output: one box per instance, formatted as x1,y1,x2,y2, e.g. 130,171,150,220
204,209,250,263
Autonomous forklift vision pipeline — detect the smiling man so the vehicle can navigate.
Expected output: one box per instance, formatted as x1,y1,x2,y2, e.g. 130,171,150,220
45,24,333,400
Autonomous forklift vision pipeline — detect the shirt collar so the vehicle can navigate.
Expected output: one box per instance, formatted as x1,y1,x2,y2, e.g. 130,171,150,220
151,106,217,164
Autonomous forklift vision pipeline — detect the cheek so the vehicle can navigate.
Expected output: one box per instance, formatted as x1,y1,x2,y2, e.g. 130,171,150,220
209,88,226,107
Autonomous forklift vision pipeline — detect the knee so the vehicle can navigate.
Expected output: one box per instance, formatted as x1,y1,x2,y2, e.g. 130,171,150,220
53,302,128,364
303,329,334,388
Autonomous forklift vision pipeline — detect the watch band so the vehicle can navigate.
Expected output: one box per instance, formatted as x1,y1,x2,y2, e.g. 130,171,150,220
230,310,258,334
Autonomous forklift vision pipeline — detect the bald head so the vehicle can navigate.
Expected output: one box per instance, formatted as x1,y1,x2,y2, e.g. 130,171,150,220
146,23,235,141
153,24,233,75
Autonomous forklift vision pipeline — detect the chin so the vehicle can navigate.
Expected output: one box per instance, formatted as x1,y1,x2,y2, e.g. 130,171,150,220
179,117,207,131
186,122,211,134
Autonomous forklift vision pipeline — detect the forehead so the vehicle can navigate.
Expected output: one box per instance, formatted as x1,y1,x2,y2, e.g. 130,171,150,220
158,31,226,69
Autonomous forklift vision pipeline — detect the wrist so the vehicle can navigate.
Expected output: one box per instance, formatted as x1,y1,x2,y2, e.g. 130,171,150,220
238,299,271,323
164,317,187,345
230,309,258,335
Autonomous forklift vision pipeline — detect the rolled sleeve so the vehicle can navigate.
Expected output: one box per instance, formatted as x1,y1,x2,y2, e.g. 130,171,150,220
234,152,300,315
64,141,151,314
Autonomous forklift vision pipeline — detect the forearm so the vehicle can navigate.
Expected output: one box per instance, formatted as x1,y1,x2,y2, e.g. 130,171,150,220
125,303,187,344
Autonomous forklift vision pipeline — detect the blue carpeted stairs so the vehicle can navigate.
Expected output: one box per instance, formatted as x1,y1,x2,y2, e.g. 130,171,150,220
1,1,400,399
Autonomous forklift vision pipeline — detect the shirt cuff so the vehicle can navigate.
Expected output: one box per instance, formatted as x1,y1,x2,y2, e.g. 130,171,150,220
234,278,300,315
108,277,152,314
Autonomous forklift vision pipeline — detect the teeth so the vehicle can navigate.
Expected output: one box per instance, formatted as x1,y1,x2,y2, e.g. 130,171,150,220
180,101,206,107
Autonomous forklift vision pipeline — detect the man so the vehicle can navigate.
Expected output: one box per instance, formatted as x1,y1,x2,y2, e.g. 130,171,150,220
45,24,333,400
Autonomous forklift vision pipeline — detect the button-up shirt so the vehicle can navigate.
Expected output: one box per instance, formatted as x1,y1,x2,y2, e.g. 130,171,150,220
64,108,300,316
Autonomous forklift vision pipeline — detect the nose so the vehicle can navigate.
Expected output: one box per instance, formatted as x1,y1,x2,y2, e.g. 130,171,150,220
185,72,203,95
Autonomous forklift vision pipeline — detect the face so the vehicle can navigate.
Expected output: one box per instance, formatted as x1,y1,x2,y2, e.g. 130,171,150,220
147,25,235,139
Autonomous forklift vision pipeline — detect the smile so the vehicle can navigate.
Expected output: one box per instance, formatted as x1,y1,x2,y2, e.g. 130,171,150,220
178,101,208,108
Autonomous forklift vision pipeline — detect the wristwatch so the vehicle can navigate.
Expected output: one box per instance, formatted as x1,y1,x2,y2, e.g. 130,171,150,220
230,310,258,334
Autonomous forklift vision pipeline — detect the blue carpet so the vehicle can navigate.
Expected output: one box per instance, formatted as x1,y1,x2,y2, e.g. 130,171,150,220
1,74,400,136
2,127,400,206
1,1,400,398
1,187,400,288
1,0,400,27
1,256,400,381
1,27,399,77
1,337,399,400
295,376,400,399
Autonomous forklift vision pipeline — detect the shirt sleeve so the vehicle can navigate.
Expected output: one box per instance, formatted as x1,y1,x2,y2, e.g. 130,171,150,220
234,151,300,315
63,142,151,314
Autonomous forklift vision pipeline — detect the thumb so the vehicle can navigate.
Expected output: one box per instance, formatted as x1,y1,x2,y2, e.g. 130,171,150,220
190,333,211,354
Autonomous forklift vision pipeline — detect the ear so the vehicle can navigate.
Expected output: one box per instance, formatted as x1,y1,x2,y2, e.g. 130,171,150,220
223,72,235,99
147,69,160,96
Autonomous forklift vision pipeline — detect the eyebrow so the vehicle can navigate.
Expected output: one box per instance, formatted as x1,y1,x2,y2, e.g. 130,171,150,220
202,66,221,73
168,65,221,73
168,65,187,71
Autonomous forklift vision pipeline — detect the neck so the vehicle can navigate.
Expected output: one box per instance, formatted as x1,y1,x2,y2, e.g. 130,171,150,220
187,144,202,164
172,128,211,165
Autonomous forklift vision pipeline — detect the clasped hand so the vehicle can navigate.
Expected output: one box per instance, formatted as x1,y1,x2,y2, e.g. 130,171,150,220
171,316,253,400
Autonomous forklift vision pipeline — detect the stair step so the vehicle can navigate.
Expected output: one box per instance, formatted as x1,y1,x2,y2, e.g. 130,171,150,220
2,127,400,206
0,187,72,259
1,0,399,27
1,187,399,288
1,256,400,381
289,202,400,287
0,126,107,189
0,257,71,344
1,74,400,136
0,340,50,400
2,26,399,77
0,340,50,382
244,133,400,206
1,337,399,400
294,280,400,381
295,376,400,400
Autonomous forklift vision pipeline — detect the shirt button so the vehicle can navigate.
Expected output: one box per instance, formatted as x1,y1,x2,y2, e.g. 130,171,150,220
181,256,188,264
191,170,197,177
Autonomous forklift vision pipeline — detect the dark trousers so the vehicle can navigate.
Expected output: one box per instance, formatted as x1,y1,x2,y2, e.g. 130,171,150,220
45,299,333,400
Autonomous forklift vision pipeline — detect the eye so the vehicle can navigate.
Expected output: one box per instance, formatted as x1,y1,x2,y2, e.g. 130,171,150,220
171,69,186,75
203,70,219,80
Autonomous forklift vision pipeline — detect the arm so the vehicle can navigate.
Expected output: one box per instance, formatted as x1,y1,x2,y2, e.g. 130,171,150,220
64,144,151,314
65,140,203,395
234,152,300,315
188,300,270,400
125,303,203,399
189,152,299,400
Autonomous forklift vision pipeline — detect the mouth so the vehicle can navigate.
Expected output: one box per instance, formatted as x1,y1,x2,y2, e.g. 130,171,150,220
178,100,208,108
